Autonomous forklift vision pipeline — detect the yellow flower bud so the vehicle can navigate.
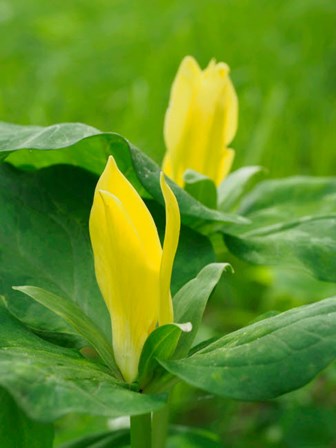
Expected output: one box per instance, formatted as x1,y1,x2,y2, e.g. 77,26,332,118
89,156,180,382
163,56,238,187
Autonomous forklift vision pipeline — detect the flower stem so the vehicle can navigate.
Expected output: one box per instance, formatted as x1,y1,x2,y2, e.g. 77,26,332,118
130,413,152,448
152,403,170,448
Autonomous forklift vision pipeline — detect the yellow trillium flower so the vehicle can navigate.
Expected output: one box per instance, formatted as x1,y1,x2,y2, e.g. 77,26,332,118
163,55,238,187
89,156,180,383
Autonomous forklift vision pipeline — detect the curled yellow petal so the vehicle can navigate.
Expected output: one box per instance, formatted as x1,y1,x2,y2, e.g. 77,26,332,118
89,157,181,383
163,55,238,187
159,173,181,325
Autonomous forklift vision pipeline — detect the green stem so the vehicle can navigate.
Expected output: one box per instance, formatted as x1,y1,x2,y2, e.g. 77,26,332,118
130,413,152,448
152,403,170,448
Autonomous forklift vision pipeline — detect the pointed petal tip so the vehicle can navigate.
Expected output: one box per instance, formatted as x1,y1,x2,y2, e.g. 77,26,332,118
159,171,165,186
207,58,217,69
106,155,118,171
217,62,230,76
178,55,201,77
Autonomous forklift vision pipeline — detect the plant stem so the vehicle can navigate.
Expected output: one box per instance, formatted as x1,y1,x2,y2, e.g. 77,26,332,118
130,413,152,448
152,403,170,448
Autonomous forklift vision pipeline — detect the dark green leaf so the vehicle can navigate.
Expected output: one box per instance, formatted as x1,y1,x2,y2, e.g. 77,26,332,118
0,304,166,421
0,121,246,229
0,387,54,448
173,263,231,358
13,286,120,378
161,297,336,401
0,163,111,341
224,176,336,282
184,169,217,209
226,215,336,282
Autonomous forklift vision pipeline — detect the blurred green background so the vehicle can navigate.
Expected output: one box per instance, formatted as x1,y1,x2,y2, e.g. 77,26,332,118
1,0,336,176
1,0,336,446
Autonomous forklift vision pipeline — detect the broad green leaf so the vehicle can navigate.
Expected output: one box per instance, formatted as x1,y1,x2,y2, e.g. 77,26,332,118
0,121,246,229
137,323,191,391
217,165,265,211
2,296,86,349
0,387,54,448
239,176,336,219
161,297,336,401
173,263,232,358
13,286,120,378
0,304,166,421
0,163,111,340
183,169,217,209
225,215,336,282
224,176,336,282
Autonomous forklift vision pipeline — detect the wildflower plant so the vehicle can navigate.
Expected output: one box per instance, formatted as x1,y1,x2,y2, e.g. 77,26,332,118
0,57,336,447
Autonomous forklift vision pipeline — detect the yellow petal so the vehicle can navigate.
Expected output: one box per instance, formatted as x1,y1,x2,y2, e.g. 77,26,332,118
164,56,201,155
162,56,238,186
89,156,162,382
159,173,181,325
220,74,238,146
214,148,235,185
161,152,174,181
163,56,201,186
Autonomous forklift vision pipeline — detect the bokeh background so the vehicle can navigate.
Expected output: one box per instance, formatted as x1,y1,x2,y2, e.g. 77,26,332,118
1,0,336,446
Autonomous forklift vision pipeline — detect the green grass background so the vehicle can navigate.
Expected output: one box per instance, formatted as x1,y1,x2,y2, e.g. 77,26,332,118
1,0,336,446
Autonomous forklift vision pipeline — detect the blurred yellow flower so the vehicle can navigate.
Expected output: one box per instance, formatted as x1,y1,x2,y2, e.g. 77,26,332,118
163,56,238,187
89,156,180,382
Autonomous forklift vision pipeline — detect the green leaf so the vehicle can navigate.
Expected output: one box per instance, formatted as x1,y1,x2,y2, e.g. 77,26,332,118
217,165,265,211
161,297,336,401
183,169,217,209
0,163,111,341
224,176,336,282
138,323,191,391
1,296,86,349
0,121,246,229
226,215,336,282
13,286,120,378
173,263,232,358
0,304,166,421
239,176,336,219
0,387,54,448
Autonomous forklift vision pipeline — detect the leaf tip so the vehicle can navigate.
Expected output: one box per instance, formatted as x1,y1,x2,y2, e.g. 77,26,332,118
177,322,193,333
